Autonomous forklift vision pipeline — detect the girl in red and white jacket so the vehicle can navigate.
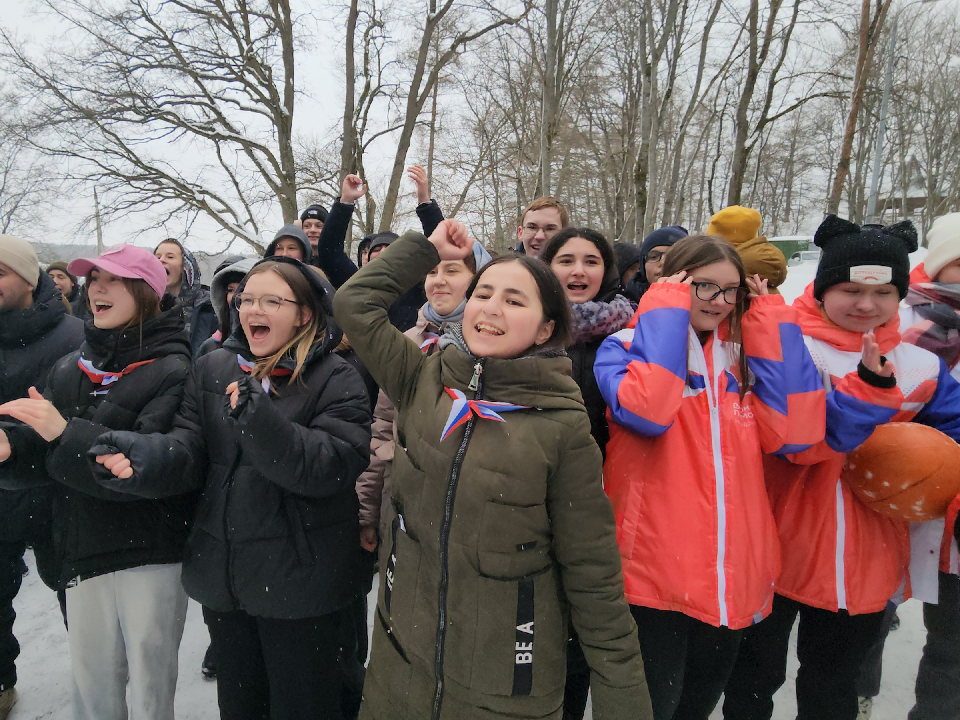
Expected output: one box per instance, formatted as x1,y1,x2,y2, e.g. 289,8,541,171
723,216,960,720
595,235,826,720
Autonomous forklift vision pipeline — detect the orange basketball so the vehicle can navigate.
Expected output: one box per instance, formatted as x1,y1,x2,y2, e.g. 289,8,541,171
842,422,960,522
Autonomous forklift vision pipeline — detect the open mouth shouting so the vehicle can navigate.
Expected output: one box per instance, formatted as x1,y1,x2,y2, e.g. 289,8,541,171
248,323,271,342
93,300,114,315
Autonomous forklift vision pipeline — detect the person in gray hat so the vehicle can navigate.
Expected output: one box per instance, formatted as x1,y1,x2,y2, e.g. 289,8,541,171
0,235,84,720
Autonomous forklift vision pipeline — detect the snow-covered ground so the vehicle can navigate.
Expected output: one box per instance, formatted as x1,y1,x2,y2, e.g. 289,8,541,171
7,549,932,719
8,249,939,720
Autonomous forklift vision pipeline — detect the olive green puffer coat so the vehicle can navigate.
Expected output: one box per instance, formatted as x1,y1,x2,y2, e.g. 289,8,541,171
334,232,652,720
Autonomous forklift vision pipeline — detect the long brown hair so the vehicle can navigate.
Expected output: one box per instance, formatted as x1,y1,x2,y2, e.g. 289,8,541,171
661,235,750,398
242,261,327,386
83,272,162,329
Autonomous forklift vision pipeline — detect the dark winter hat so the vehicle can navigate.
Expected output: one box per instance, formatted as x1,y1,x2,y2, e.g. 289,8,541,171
639,225,688,278
46,261,78,286
813,215,918,300
365,231,399,257
299,204,328,224
613,243,643,279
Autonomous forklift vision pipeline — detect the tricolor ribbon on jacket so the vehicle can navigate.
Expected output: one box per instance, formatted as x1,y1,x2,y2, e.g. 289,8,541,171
439,387,528,442
77,357,156,396
236,354,292,394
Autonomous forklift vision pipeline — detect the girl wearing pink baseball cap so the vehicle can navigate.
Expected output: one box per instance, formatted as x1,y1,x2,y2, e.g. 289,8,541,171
0,243,194,720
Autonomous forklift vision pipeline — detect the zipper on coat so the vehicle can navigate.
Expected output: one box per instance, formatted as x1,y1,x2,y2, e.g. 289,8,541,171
222,449,244,604
432,358,485,720
703,331,730,627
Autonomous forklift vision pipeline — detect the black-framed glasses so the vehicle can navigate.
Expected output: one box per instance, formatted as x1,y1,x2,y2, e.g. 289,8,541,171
692,282,748,304
521,223,560,237
646,249,667,263
233,293,300,314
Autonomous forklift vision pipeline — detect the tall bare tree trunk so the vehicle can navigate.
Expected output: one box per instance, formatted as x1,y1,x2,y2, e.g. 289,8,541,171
340,0,360,183
827,0,891,215
539,0,558,196
275,0,298,223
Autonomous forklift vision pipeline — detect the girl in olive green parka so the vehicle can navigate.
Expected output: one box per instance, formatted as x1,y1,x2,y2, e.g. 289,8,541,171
333,220,652,720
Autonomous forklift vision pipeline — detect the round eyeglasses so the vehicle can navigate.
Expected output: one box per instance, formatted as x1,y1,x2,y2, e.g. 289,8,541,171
233,293,300,314
691,282,748,304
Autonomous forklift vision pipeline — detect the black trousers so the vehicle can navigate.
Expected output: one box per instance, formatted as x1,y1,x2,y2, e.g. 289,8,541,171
910,572,960,720
631,605,743,720
855,601,897,698
0,542,24,693
723,593,885,720
203,605,346,720
562,629,590,720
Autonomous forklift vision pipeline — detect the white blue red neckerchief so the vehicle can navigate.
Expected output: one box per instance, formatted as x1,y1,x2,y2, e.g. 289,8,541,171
439,387,529,442
236,354,292,394
78,356,156,397
420,332,440,352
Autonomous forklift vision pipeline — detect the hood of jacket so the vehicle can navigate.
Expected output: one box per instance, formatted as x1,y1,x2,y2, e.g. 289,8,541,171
265,224,313,264
0,270,70,349
793,282,900,353
222,255,343,365
736,235,787,290
210,257,258,331
595,252,624,303
82,296,192,370
157,238,209,308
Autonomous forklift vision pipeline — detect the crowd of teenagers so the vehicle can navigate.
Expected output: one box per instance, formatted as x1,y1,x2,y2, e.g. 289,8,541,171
2,162,960,720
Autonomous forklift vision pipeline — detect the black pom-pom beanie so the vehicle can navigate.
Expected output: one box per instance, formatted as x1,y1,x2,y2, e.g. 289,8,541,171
813,215,918,300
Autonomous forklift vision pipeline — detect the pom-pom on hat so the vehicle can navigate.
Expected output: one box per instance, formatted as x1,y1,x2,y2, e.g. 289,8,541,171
69,244,168,300
922,213,960,281
706,206,762,244
813,215,918,300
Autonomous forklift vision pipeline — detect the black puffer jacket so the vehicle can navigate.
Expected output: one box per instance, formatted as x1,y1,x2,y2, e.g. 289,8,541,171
567,262,632,457
0,272,84,549
92,258,373,619
0,300,195,588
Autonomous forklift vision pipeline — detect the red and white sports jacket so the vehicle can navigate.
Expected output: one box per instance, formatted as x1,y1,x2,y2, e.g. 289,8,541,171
595,282,826,629
766,285,960,614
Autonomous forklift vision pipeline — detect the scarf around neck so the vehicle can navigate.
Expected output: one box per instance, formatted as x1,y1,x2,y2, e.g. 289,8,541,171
903,282,960,368
437,322,566,359
422,299,466,327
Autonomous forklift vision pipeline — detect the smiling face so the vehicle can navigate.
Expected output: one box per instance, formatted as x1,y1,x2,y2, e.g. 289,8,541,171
821,282,900,333
302,219,323,249
425,260,473,316
238,271,310,358
48,269,75,298
549,236,605,304
517,207,563,258
154,242,184,292
688,259,741,336
0,262,34,312
462,261,555,358
273,237,304,261
87,269,139,329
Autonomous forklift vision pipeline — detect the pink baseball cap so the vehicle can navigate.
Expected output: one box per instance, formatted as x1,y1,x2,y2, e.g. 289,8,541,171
68,244,168,299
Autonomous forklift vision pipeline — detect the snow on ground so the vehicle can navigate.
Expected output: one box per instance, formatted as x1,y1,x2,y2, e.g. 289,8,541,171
8,552,933,719
8,249,940,719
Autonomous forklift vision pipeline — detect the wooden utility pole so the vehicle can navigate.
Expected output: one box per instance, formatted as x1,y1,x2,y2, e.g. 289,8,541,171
94,188,103,253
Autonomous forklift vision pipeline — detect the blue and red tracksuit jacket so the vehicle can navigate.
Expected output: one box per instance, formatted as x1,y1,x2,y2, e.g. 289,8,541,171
595,282,825,629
